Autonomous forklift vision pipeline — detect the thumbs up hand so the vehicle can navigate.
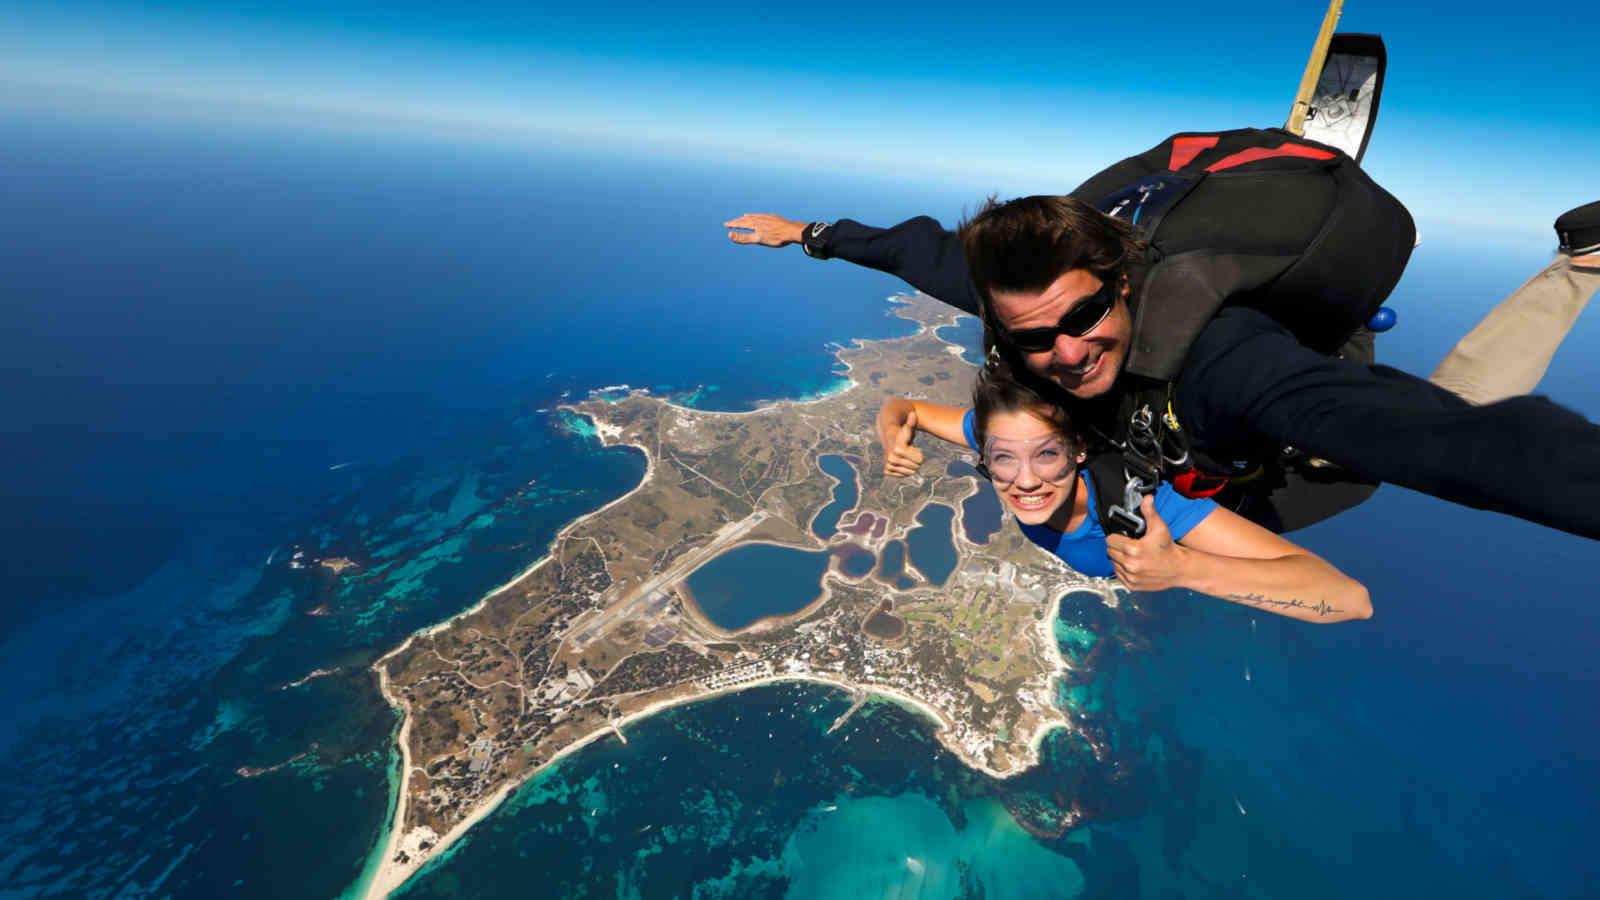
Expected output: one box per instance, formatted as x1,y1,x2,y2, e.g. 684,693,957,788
877,402,925,478
1105,495,1187,591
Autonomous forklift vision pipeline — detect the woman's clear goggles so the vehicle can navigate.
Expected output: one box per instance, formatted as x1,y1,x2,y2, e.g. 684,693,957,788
976,434,1077,485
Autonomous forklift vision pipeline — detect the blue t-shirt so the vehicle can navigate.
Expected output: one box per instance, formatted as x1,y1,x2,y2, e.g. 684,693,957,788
962,409,1216,577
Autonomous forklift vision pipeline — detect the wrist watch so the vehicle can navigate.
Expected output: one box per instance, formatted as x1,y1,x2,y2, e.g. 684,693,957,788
801,221,833,259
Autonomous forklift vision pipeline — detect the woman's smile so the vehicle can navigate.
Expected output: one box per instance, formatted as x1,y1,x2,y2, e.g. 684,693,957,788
1006,487,1058,512
981,409,1084,528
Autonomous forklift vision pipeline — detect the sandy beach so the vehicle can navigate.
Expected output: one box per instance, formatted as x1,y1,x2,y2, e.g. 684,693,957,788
362,398,666,899
362,652,1075,898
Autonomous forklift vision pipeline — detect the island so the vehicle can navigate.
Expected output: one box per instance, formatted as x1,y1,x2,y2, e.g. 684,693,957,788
364,295,1110,897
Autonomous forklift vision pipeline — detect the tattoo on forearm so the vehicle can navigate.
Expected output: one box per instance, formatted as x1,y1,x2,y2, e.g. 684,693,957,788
1225,592,1341,617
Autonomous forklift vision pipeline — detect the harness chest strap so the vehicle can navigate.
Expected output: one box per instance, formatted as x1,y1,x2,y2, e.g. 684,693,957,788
1084,381,1172,538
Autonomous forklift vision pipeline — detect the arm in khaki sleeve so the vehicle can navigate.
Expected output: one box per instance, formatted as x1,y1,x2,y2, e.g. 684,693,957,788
1428,254,1600,405
1105,497,1372,623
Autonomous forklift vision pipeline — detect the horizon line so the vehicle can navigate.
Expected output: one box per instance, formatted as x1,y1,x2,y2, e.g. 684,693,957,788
0,73,1564,240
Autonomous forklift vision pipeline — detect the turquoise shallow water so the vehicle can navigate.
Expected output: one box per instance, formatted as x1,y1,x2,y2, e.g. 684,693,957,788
778,794,1085,900
394,677,1097,899
405,582,1557,899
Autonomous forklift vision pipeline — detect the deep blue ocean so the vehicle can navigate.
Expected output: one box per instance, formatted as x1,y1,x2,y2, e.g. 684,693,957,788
2,110,1597,898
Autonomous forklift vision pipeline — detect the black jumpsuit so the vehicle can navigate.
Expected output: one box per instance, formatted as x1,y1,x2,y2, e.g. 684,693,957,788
808,214,1600,540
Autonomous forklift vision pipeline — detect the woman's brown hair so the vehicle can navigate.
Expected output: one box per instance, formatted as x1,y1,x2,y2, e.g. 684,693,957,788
970,355,1082,452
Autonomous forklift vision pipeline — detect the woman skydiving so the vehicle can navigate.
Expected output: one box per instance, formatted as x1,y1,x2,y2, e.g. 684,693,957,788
878,358,1372,624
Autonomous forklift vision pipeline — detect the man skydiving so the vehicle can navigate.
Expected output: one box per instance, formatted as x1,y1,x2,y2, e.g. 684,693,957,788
725,130,1600,540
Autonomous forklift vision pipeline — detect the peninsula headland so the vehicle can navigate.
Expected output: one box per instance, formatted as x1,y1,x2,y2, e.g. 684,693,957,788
363,296,1106,897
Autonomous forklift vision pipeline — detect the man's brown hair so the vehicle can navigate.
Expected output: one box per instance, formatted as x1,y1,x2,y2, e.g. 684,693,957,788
958,195,1144,301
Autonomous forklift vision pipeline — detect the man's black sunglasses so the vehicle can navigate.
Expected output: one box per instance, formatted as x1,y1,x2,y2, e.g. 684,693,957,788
1000,276,1120,353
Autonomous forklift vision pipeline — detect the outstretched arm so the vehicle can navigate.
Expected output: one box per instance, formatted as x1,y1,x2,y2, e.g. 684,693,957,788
1181,307,1600,541
876,399,970,477
1106,497,1372,623
725,213,983,316
723,213,805,248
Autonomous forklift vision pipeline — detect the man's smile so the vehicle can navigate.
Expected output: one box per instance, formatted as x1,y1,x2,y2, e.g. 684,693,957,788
1052,353,1102,383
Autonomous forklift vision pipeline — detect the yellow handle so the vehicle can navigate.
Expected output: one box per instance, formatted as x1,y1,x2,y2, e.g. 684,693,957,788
1286,0,1346,136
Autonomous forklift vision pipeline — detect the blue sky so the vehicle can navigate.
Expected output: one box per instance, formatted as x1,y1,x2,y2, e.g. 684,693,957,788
1,1,1596,233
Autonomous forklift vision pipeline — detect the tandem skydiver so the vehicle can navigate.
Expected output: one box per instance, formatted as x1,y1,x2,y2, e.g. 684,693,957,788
876,356,1373,622
724,130,1600,540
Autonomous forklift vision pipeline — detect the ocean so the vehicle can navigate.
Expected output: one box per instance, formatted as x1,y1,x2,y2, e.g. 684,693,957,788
2,110,1597,898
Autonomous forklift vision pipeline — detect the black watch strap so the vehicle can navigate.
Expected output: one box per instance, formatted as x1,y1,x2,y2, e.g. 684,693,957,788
801,221,833,259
